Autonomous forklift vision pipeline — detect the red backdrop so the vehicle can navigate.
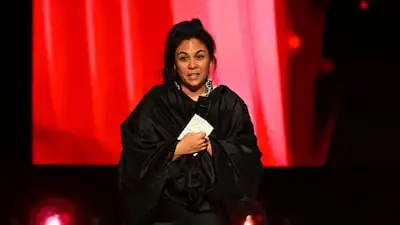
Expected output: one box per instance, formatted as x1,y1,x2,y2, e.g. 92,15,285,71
33,0,330,166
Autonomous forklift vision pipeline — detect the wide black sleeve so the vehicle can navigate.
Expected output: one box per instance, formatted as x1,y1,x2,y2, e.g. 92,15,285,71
210,97,264,221
118,89,178,225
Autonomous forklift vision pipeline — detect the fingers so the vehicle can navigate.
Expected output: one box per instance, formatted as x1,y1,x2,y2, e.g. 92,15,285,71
192,133,207,145
195,132,206,138
200,143,208,150
198,137,208,145
199,138,209,150
184,132,205,140
193,140,208,153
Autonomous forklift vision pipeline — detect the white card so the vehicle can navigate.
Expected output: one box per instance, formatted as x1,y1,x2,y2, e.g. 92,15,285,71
177,114,214,140
177,114,214,157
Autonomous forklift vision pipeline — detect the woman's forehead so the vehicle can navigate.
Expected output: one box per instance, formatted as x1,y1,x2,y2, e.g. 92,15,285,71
176,39,208,53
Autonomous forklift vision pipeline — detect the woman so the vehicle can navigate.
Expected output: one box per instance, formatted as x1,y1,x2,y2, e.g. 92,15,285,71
118,18,264,225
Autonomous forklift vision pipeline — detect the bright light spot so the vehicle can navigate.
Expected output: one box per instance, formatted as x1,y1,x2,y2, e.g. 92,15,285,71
32,198,74,225
244,215,254,225
45,215,62,225
288,34,301,50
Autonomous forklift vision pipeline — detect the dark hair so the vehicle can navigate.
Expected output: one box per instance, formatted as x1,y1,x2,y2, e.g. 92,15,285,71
163,18,217,84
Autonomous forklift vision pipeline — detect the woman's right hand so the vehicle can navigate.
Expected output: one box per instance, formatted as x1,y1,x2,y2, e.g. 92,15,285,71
174,132,208,159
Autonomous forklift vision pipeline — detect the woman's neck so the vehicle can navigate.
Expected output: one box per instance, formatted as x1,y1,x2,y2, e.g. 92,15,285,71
181,84,206,102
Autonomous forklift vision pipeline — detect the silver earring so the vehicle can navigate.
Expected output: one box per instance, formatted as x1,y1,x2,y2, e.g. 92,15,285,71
205,78,213,96
174,80,180,90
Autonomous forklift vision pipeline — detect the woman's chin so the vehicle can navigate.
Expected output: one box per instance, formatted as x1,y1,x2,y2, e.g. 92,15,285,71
183,81,203,91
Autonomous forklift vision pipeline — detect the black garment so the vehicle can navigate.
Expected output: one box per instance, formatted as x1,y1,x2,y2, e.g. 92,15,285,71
162,92,220,214
118,84,263,225
152,199,228,225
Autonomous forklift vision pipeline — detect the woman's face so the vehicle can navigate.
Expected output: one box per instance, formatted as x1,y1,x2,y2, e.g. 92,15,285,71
175,38,211,91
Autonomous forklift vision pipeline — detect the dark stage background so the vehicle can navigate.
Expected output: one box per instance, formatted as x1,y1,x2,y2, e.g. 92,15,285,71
4,0,400,224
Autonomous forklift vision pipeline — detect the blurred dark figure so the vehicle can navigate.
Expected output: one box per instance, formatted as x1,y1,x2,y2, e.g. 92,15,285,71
283,0,331,166
322,0,400,166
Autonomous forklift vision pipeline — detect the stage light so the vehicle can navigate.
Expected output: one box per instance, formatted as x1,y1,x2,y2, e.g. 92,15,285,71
288,33,301,50
45,215,62,225
359,0,369,10
36,210,72,225
244,215,255,225
30,198,75,225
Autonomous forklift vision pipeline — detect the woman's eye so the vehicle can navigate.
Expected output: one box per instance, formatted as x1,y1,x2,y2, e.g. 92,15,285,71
196,55,204,59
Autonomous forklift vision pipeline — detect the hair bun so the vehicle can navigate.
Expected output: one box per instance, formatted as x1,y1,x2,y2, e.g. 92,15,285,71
190,18,204,29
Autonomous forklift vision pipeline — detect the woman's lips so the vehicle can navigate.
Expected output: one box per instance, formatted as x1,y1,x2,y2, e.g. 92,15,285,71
187,73,200,80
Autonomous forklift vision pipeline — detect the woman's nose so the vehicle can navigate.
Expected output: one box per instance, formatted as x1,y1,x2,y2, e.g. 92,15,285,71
188,58,197,69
